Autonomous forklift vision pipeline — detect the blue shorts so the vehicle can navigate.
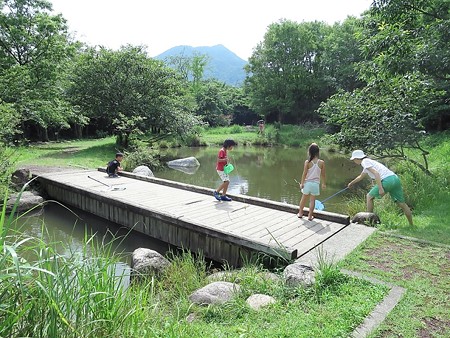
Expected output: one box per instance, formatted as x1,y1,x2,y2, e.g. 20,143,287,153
302,181,320,196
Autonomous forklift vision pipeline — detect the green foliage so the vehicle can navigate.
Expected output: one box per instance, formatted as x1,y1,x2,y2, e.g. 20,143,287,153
123,146,163,172
67,45,200,142
245,19,364,124
193,79,235,127
319,72,443,172
0,0,77,141
361,0,450,130
0,101,21,143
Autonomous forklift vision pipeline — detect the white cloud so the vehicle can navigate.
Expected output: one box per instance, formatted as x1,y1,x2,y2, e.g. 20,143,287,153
50,0,372,60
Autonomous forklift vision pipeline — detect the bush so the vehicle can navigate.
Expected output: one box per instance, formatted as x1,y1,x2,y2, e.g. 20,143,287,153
230,125,244,134
184,134,207,147
123,146,163,171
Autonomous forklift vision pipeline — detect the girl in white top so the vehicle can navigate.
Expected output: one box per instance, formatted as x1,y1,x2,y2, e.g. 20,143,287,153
348,150,413,226
298,143,326,221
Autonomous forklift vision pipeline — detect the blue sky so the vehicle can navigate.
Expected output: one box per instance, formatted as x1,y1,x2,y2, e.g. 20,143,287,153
50,0,372,60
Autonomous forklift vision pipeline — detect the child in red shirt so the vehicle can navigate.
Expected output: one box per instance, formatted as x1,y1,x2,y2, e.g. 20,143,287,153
214,139,236,201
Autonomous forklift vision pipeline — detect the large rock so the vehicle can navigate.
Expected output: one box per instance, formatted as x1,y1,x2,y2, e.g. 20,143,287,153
131,248,170,280
11,168,31,187
132,165,154,177
283,263,315,287
246,294,276,310
189,281,240,305
7,191,44,212
167,156,200,168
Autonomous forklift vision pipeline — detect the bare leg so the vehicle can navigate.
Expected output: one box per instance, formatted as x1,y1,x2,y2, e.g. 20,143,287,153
397,202,413,226
366,194,375,212
222,181,230,195
216,181,227,195
308,196,316,220
298,194,308,217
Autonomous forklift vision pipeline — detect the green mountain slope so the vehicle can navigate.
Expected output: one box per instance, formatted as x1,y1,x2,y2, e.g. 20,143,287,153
156,44,247,86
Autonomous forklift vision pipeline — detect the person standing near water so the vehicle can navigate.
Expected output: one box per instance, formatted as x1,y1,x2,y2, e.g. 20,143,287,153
298,143,326,221
213,139,236,202
347,150,413,226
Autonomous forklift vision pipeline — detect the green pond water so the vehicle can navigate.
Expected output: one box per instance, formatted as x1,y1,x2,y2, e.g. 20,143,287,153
158,146,361,214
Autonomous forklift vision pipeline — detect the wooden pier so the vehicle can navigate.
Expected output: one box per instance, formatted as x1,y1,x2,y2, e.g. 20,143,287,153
36,169,350,266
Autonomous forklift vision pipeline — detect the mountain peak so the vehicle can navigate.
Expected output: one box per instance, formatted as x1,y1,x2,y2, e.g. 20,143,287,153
155,45,247,86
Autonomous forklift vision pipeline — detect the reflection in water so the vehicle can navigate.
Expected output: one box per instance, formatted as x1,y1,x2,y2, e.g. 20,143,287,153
12,203,170,265
159,146,361,213
167,163,200,175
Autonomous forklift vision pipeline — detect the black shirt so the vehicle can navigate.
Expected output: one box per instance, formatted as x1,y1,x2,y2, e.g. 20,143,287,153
106,160,120,175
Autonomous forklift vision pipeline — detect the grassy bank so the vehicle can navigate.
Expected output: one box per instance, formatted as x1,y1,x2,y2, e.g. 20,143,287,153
197,123,325,147
341,233,450,337
14,137,118,169
1,206,388,337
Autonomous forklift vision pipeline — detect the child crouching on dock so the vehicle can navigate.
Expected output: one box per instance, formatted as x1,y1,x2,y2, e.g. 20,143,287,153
106,152,124,178
213,139,236,202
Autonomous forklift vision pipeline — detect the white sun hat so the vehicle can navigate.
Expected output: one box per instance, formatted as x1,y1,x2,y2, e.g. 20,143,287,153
350,150,366,160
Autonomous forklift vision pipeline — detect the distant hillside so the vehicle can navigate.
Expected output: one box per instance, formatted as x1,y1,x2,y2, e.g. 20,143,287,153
155,44,247,86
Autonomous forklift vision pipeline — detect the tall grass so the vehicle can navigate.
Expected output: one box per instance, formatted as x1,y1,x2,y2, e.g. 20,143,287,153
1,192,388,338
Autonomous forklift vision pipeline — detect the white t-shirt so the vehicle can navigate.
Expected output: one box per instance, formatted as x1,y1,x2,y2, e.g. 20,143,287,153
361,158,395,180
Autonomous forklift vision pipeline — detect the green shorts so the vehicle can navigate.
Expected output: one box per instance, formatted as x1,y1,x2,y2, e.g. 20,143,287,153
369,175,405,203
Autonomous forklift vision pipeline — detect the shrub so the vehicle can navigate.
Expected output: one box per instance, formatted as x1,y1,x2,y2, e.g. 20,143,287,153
123,146,163,171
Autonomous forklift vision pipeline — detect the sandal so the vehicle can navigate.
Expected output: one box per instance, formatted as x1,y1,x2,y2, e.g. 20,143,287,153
308,216,315,221
297,213,303,218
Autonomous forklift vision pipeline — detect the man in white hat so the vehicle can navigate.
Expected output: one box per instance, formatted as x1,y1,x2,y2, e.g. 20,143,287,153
348,150,413,225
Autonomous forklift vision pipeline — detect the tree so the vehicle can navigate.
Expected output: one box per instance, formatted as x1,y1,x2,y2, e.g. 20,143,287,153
0,0,76,141
319,72,444,173
321,17,365,92
67,45,199,147
194,80,233,127
245,20,332,123
360,0,450,130
0,101,21,143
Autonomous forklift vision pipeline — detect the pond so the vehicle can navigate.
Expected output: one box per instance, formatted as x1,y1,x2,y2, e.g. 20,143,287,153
158,146,361,214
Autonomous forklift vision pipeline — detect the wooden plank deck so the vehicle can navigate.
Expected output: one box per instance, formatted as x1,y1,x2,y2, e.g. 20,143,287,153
36,169,350,266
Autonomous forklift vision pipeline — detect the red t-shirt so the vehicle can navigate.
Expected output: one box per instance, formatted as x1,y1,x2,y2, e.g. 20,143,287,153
216,148,227,171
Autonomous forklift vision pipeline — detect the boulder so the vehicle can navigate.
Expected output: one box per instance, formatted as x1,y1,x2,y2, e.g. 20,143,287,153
246,294,276,310
189,281,240,305
167,156,200,168
351,212,381,226
283,263,315,287
131,248,170,280
11,168,31,186
132,165,154,177
6,191,44,212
